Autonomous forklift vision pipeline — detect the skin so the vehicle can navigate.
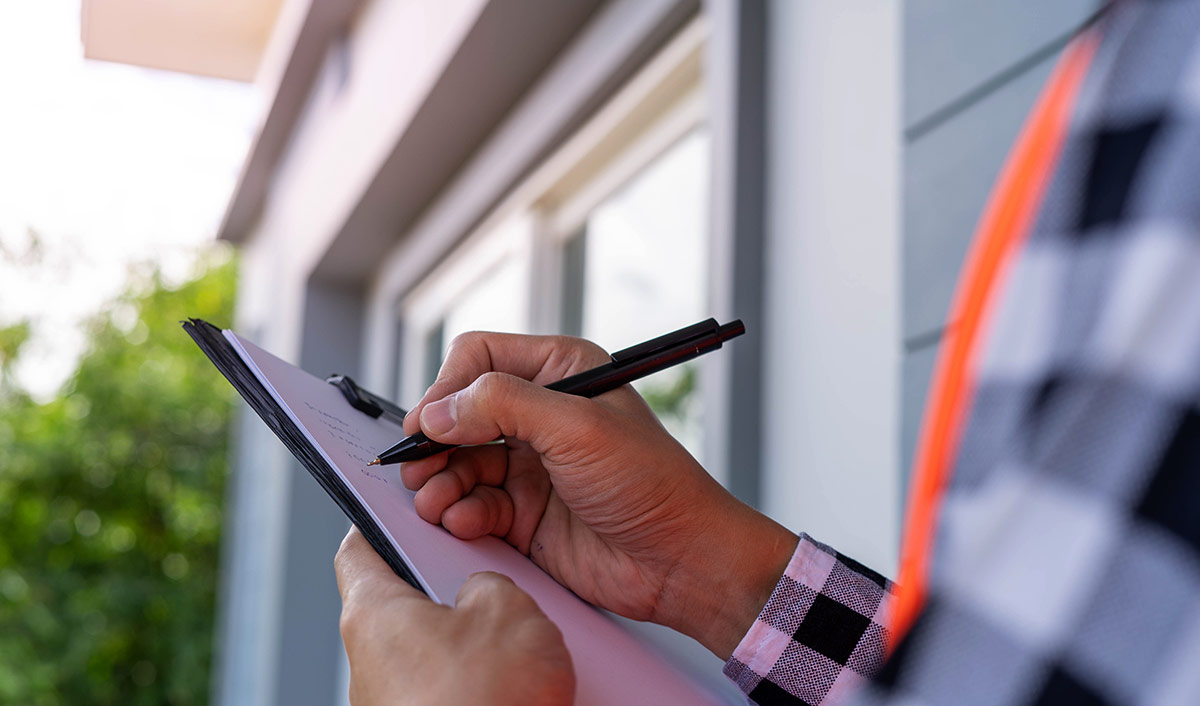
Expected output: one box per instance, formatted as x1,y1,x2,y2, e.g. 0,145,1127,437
334,332,799,705
336,528,575,706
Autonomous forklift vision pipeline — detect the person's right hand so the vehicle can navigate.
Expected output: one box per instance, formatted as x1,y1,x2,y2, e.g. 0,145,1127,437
399,331,797,659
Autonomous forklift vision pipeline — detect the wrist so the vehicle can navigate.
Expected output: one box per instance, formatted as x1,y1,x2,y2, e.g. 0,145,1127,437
659,498,798,660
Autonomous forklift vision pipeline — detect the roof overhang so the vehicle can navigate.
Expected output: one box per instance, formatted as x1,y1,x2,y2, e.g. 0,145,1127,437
215,0,366,244
80,0,287,82
216,0,608,251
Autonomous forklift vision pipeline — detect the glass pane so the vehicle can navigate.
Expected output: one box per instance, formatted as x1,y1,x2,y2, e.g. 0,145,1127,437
423,255,525,386
575,128,710,461
421,321,445,390
559,226,587,338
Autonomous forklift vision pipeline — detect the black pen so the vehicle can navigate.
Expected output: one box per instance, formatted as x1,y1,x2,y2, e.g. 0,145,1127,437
367,318,745,466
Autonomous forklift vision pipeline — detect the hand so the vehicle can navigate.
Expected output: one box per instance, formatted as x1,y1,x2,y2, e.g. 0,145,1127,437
335,527,574,706
401,332,798,659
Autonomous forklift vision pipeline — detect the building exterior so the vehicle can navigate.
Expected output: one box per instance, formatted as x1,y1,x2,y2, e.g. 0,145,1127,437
211,1,1101,704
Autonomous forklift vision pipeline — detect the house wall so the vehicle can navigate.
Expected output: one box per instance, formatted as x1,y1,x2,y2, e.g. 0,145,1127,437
759,0,902,575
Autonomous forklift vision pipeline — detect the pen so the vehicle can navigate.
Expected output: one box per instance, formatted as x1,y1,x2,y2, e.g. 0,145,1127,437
368,318,746,466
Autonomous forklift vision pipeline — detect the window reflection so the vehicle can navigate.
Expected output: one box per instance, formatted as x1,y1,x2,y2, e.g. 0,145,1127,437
562,128,710,460
424,256,525,388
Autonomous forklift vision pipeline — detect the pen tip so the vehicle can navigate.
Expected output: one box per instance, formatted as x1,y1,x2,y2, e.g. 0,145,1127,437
367,458,380,466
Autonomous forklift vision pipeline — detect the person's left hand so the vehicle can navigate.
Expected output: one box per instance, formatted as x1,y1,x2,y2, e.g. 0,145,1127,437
335,527,575,706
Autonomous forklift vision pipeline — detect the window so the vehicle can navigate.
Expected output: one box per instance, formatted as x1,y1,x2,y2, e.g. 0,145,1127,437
397,20,715,466
397,215,534,398
558,128,710,457
418,255,526,387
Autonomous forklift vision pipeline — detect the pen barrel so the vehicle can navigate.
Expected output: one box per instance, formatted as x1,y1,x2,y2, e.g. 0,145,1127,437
545,334,729,398
413,439,456,458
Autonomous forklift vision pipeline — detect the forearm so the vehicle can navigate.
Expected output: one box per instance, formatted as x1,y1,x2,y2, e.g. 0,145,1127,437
658,498,800,660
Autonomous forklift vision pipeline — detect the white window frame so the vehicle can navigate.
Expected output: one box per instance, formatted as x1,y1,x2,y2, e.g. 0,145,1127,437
527,20,708,335
396,213,536,401
394,19,712,434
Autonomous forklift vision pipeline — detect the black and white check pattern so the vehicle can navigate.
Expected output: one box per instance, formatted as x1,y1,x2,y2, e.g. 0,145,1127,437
725,1,1200,704
724,534,897,706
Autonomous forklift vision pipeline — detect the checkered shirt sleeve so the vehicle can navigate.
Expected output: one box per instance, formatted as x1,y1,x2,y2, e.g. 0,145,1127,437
723,534,898,706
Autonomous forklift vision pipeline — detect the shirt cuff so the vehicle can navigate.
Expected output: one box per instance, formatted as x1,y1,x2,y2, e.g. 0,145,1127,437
723,533,898,706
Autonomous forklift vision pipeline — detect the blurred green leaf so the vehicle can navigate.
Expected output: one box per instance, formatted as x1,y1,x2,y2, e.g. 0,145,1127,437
640,363,697,422
0,320,31,383
0,251,236,705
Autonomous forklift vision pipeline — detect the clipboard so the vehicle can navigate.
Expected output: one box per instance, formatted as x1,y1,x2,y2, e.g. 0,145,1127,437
183,318,743,705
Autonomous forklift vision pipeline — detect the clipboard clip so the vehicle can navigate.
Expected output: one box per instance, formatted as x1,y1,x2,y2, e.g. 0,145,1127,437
326,375,408,425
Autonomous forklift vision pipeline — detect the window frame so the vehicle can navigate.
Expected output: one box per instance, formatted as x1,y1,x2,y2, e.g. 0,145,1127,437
395,213,537,401
394,18,710,403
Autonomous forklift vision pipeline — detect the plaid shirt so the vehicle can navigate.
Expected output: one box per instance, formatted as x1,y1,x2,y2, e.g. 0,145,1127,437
724,2,1200,704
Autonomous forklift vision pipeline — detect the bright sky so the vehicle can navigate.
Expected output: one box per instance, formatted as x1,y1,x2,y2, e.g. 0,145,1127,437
0,3,258,400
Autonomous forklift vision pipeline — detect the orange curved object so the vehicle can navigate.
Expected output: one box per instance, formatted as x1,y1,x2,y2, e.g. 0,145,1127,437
889,33,1100,649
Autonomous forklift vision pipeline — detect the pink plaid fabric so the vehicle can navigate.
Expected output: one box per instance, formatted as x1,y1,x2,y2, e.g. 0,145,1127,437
724,534,897,705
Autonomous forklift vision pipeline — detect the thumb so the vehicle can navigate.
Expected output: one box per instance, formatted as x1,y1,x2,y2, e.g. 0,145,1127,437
419,371,607,453
454,572,545,619
335,526,424,606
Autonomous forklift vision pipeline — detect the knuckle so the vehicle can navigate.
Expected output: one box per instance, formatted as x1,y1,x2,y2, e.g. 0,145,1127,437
413,485,448,524
338,601,364,645
398,464,422,491
458,571,516,607
471,371,515,413
575,338,611,364
427,332,491,392
554,334,606,358
545,335,611,373
445,330,487,358
333,530,358,576
575,336,611,362
486,575,535,611
479,488,507,535
473,570,515,593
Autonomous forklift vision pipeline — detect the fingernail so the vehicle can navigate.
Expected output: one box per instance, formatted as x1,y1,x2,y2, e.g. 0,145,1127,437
421,394,457,435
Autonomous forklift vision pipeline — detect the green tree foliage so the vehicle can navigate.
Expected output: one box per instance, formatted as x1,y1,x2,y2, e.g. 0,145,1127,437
0,320,31,388
639,364,697,424
0,254,237,706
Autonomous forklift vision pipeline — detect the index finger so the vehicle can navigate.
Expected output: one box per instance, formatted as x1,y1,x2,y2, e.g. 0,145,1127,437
403,332,610,435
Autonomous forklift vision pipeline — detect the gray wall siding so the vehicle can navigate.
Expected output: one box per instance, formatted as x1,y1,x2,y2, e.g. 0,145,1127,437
900,1,1100,486
905,59,1053,343
905,0,1101,130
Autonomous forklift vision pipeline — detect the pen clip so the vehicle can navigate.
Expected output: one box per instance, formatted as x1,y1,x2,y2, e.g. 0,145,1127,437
609,318,719,367
326,375,408,425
